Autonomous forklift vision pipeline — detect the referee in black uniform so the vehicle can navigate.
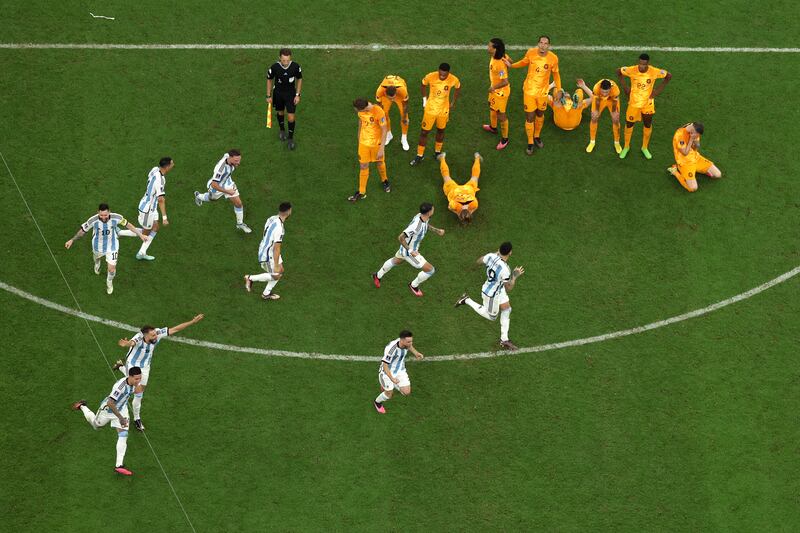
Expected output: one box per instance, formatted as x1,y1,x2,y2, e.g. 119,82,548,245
266,48,303,150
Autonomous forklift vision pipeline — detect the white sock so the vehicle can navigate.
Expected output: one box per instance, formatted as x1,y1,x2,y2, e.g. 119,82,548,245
94,258,102,269
500,307,512,341
132,393,143,419
377,259,396,279
466,298,496,320
200,192,211,202
80,405,97,426
117,229,137,237
115,432,128,467
138,232,156,255
411,267,435,288
263,279,279,295
107,271,116,283
401,134,408,141
249,273,274,282
375,392,390,403
234,206,244,224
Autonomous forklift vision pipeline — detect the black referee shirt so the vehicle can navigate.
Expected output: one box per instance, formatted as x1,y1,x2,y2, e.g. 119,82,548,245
267,61,302,94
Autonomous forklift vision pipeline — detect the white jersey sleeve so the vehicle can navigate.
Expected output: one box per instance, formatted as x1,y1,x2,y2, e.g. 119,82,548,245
81,215,98,233
211,154,229,182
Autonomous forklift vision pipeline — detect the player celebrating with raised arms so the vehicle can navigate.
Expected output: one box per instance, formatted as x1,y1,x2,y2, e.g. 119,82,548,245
438,151,483,224
65,203,146,294
244,202,293,300
668,122,722,192
455,242,524,351
376,74,411,151
586,78,622,154
194,149,252,233
118,157,174,261
409,63,461,166
373,330,424,414
348,99,390,203
507,35,561,155
482,38,511,150
617,53,671,160
372,202,445,297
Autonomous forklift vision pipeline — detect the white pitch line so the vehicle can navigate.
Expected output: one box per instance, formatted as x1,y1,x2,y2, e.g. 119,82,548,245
0,43,799,53
3,265,798,362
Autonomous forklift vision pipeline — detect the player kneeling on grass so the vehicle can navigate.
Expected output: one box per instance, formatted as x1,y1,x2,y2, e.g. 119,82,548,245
372,202,445,297
668,122,722,192
455,241,524,351
245,202,292,300
72,366,143,476
438,151,483,224
374,330,424,414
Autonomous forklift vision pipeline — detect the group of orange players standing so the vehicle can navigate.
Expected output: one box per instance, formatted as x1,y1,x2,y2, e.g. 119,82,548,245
349,35,724,216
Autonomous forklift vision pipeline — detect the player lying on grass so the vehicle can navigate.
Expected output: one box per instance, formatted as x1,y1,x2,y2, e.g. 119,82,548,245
437,151,483,224
548,79,594,132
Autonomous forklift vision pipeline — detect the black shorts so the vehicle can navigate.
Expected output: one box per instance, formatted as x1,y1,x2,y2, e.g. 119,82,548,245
273,91,296,113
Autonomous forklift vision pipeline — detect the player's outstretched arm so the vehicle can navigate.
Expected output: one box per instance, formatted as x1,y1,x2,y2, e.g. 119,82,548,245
410,346,424,360
170,314,204,335
651,71,672,99
428,224,445,237
64,228,86,249
118,337,136,348
504,266,525,291
476,254,487,265
125,222,146,241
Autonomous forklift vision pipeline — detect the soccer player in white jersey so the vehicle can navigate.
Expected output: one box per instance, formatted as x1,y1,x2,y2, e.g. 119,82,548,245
244,202,292,300
373,330,425,414
193,149,252,233
118,157,174,260
111,314,204,431
65,203,145,294
71,366,143,476
372,202,445,297
455,241,525,350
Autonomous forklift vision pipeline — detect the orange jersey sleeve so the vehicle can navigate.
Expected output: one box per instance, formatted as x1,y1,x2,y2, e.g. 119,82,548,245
423,72,460,114
518,50,559,97
620,65,668,107
673,125,699,162
358,105,386,146
489,56,510,87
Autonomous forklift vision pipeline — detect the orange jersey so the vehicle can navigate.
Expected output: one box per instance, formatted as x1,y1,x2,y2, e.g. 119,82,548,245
672,124,701,164
619,65,668,107
512,49,559,97
592,79,620,102
358,105,386,146
422,71,461,115
489,56,510,92
445,182,479,213
376,75,409,102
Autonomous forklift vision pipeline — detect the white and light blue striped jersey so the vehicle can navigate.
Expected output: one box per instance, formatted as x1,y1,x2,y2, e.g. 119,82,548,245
380,338,408,375
257,215,285,263
100,376,135,412
207,153,236,190
137,167,166,213
125,327,169,368
397,214,428,257
80,213,128,254
481,252,512,297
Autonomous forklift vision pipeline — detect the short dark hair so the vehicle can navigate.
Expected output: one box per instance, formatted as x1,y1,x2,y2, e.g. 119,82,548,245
228,149,241,157
158,157,173,168
692,122,705,135
353,98,368,110
600,79,611,90
279,48,292,57
128,366,142,376
279,202,292,213
490,37,505,59
539,35,551,44
140,325,156,334
98,203,109,212
439,63,451,72
419,202,433,215
399,330,413,339
639,53,650,61
385,86,397,97
499,241,513,255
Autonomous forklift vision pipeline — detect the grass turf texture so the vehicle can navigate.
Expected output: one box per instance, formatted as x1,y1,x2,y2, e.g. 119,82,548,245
2,2,800,531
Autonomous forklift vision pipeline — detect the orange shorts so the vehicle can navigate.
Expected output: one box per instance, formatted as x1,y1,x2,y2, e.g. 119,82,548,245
358,143,383,164
421,108,449,130
593,98,619,115
523,93,548,112
625,99,656,122
676,154,714,179
488,90,509,113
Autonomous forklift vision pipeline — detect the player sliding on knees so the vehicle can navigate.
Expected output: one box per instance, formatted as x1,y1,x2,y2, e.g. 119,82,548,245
118,157,174,261
438,151,483,224
410,62,461,166
373,330,424,414
244,202,293,300
373,202,445,297
668,122,722,192
194,149,252,233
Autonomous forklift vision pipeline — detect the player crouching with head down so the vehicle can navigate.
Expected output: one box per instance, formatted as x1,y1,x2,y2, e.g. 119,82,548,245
438,151,483,224
668,122,722,192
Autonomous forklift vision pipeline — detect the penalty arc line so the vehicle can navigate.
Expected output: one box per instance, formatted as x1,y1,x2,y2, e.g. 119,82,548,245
2,264,798,362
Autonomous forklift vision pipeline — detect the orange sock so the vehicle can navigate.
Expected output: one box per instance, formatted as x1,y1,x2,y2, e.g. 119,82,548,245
500,119,509,138
671,166,694,192
358,167,369,194
377,161,388,182
401,118,409,136
525,121,534,144
434,141,443,153
533,115,544,138
440,157,450,177
471,157,481,178
417,144,425,157
612,122,620,143
589,121,598,141
489,110,498,129
642,126,653,149
624,125,634,148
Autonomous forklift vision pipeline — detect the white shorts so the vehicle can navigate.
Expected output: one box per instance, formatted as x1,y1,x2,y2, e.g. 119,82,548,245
481,288,510,317
93,250,118,266
138,209,159,230
259,255,283,273
125,363,151,386
206,179,240,199
93,404,129,430
379,369,411,391
395,248,427,269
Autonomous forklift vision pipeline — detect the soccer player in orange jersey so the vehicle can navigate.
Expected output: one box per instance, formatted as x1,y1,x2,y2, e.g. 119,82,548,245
437,151,483,224
507,35,562,155
548,79,594,131
409,63,461,166
617,53,672,160
482,38,511,150
348,98,389,203
668,122,722,192
586,78,622,154
375,75,411,151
